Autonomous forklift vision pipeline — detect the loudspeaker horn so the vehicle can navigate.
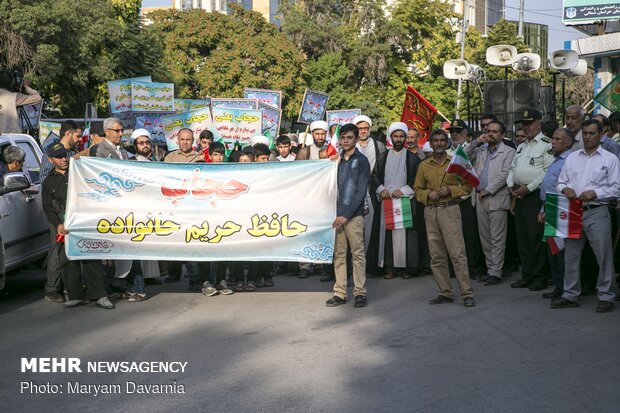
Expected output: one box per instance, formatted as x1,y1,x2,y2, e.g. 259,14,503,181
465,64,485,81
568,59,588,76
512,53,541,72
549,50,578,70
443,59,471,80
486,45,517,66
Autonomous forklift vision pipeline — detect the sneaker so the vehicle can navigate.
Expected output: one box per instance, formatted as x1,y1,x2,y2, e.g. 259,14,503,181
44,291,65,303
463,297,476,307
128,293,146,302
217,280,234,295
96,297,115,309
245,281,256,292
235,281,245,292
63,299,87,308
202,281,219,296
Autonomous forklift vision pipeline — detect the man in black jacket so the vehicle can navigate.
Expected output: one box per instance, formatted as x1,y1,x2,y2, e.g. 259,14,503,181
42,143,113,309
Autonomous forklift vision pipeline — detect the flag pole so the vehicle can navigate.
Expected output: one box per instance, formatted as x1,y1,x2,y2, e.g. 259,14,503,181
436,110,451,123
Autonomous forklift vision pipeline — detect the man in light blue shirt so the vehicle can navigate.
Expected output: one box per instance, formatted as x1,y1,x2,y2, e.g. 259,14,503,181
537,127,574,300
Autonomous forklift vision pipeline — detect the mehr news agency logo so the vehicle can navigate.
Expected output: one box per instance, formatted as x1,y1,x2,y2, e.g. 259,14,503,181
20,358,188,396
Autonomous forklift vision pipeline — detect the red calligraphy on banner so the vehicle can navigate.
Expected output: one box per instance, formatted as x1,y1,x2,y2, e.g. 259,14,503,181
400,85,438,148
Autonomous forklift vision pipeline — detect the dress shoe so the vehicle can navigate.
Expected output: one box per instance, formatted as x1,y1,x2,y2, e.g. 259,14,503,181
550,297,579,309
542,290,562,299
96,297,115,309
596,301,615,313
511,280,530,288
463,297,476,307
528,282,547,291
428,295,454,305
326,296,346,307
354,295,367,308
484,276,501,286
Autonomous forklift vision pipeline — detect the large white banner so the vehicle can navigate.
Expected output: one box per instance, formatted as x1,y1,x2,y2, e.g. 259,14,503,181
64,158,337,262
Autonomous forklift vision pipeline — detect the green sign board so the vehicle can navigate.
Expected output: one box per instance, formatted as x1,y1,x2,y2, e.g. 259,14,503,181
563,1,620,24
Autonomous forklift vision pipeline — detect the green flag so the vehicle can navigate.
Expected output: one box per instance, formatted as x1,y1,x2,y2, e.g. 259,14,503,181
594,72,620,112
263,130,275,150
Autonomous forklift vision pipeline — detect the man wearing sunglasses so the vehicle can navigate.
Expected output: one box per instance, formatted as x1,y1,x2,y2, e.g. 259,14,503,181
95,117,129,160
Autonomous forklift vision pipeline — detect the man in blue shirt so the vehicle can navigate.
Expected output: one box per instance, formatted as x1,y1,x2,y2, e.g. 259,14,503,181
537,127,575,300
327,123,371,308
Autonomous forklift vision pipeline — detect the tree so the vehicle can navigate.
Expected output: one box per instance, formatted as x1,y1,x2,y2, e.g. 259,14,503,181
147,5,306,119
0,0,164,116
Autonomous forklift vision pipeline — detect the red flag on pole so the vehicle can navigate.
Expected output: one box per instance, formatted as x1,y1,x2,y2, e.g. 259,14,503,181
400,85,438,148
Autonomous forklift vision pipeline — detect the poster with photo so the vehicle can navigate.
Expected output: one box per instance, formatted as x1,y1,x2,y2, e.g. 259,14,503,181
297,89,329,124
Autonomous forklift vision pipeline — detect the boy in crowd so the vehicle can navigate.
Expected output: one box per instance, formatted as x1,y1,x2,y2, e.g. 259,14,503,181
201,141,234,296
276,135,295,161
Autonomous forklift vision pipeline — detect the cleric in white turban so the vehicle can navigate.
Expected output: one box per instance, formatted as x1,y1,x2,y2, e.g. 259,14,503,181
296,121,329,160
366,120,422,278
310,120,328,133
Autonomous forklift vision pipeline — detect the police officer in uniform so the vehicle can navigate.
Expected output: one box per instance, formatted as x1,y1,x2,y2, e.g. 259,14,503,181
507,109,553,290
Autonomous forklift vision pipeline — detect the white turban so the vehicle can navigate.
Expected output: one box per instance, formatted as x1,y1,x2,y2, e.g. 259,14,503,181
250,135,270,146
130,128,151,141
422,141,432,153
387,122,409,139
352,115,372,127
310,120,329,133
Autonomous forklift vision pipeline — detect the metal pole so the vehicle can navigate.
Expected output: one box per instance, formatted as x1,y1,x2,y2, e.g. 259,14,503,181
504,66,509,125
552,73,557,122
518,0,525,39
455,0,468,119
562,76,566,125
466,80,471,128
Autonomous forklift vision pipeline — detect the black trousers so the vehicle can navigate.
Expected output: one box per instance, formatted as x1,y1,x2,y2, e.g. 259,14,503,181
44,224,63,294
504,212,520,270
459,200,486,277
514,190,548,285
58,246,106,301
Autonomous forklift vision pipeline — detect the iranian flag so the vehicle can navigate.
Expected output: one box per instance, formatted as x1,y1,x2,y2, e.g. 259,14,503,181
446,144,480,187
326,124,340,157
546,237,565,255
543,194,582,239
384,197,413,230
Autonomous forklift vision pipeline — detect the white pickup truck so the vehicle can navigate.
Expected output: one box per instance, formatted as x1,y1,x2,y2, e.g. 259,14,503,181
0,133,49,289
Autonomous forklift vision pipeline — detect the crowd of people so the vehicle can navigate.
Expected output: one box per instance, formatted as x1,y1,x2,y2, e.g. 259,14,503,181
5,100,620,313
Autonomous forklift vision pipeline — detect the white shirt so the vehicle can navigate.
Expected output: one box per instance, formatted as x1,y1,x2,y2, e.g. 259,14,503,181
277,154,295,162
557,145,620,203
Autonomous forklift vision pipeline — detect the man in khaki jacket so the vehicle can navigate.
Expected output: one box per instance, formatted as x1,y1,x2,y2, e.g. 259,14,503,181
465,120,515,285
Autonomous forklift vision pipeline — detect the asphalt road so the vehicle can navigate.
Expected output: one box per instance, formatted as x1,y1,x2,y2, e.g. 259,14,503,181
1,268,619,413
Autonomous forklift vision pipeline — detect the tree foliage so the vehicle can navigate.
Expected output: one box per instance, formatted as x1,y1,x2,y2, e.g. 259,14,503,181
147,5,306,119
0,0,164,116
